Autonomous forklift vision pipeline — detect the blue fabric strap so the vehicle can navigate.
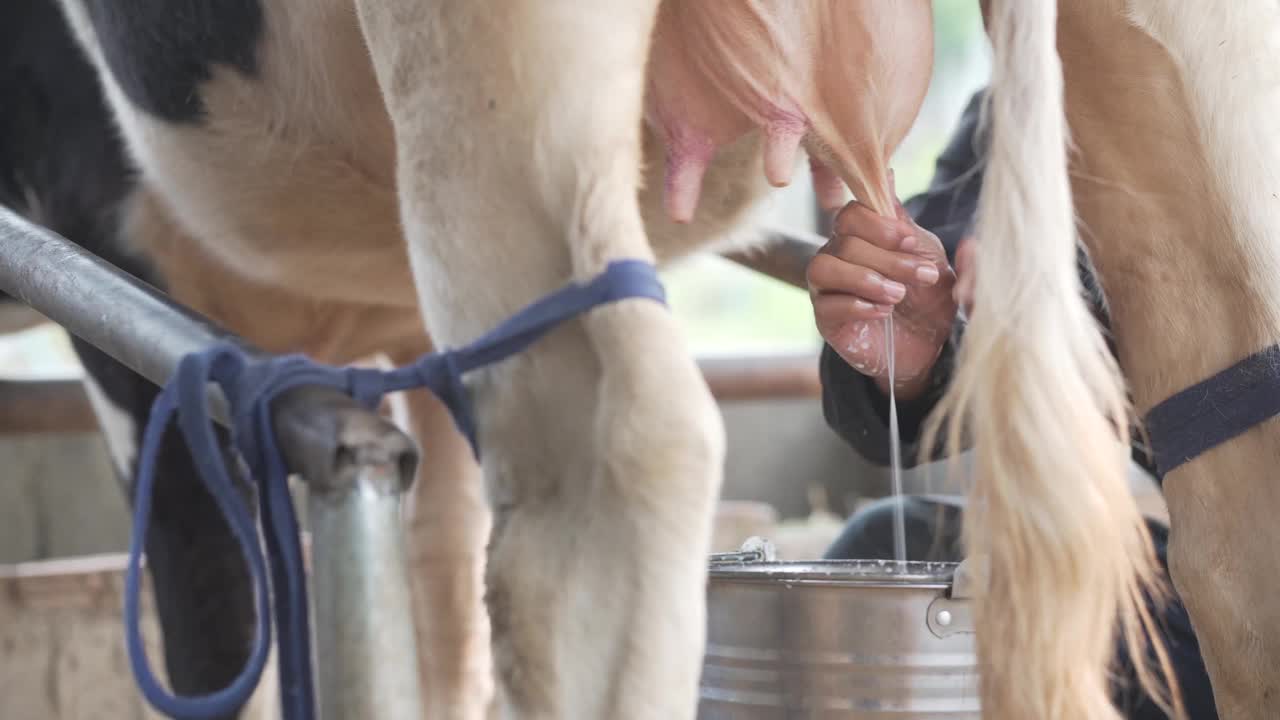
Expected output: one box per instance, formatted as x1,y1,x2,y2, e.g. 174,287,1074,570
124,259,666,719
1144,343,1280,479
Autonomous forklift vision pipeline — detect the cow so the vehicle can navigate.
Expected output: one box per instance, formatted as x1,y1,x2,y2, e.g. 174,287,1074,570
18,0,1280,718
922,2,1280,717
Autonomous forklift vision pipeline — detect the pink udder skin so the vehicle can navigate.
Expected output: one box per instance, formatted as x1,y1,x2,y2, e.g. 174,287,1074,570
645,0,935,223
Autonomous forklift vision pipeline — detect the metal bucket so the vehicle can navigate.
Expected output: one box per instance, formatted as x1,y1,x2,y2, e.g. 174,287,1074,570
699,543,980,718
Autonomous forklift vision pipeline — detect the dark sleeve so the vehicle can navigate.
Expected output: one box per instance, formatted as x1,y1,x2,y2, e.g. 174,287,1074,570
902,89,989,265
818,88,988,467
820,319,964,468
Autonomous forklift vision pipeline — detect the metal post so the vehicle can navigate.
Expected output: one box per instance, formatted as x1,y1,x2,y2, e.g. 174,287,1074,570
308,469,424,719
273,387,426,720
0,206,425,718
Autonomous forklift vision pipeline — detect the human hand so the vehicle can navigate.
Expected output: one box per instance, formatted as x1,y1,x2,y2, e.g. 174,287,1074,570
808,177,957,401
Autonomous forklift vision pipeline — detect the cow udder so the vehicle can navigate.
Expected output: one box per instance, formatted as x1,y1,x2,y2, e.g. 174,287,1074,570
645,0,934,223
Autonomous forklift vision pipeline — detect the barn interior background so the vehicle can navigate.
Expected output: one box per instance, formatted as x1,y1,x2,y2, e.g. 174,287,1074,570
0,3,990,717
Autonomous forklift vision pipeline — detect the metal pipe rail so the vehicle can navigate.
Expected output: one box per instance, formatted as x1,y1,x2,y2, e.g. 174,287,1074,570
0,205,423,719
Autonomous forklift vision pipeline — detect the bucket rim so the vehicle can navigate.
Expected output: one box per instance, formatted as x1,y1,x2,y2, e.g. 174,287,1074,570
706,559,958,588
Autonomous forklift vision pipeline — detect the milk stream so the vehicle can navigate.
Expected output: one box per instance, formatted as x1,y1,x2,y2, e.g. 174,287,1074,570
885,314,907,562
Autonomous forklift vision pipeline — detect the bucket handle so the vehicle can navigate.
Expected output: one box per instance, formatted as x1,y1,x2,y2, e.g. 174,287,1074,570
708,536,778,566
926,555,986,638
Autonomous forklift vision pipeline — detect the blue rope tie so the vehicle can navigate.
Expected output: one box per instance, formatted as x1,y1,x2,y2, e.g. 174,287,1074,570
124,259,667,720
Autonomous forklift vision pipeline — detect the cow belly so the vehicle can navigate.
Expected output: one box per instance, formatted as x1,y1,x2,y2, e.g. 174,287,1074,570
57,0,417,308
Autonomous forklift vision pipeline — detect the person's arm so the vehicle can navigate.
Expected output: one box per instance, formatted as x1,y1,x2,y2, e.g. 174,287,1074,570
817,89,987,467
903,89,987,264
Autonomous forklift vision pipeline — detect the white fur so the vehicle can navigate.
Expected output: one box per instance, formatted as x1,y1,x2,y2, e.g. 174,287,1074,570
923,2,1172,718
1123,3,1280,332
349,3,730,714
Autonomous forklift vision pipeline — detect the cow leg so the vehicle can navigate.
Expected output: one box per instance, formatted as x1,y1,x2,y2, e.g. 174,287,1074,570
390,347,493,719
74,338,255,720
1061,3,1280,716
130,180,496,715
354,2,723,717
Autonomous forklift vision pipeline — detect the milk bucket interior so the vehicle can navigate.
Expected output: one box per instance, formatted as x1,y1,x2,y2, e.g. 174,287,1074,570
699,541,981,718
